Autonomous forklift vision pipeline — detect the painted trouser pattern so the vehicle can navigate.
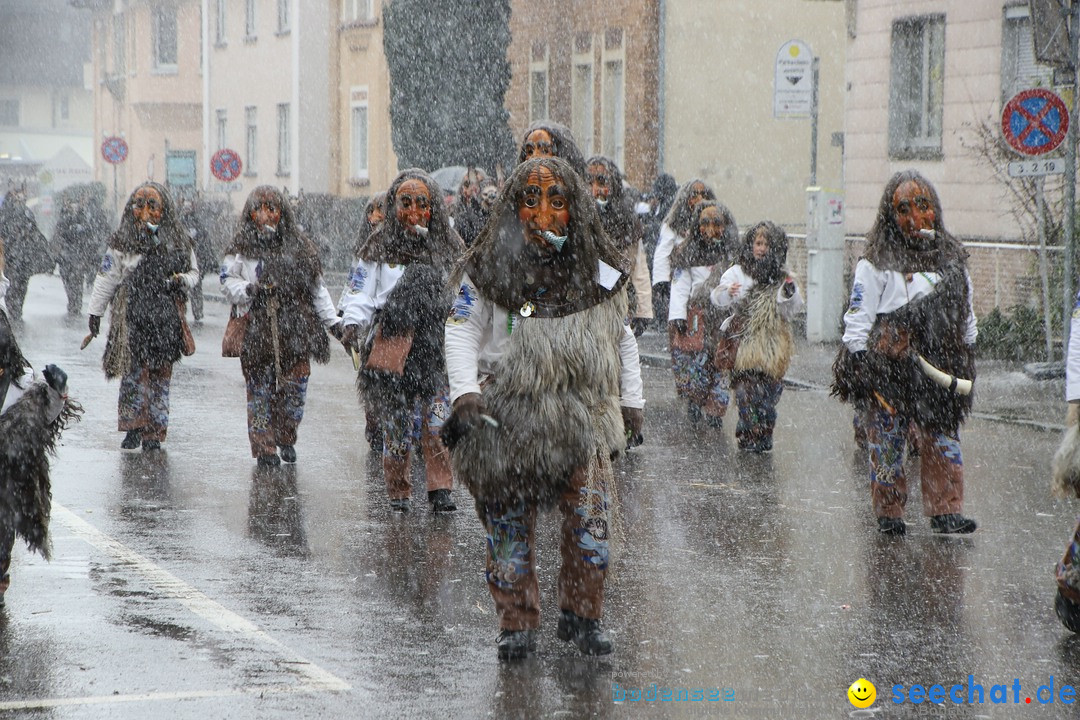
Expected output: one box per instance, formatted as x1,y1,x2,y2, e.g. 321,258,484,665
733,372,783,448
1058,518,1080,603
379,387,452,500
118,364,174,442
865,403,964,518
670,347,730,418
0,526,13,594
480,453,610,631
244,364,309,458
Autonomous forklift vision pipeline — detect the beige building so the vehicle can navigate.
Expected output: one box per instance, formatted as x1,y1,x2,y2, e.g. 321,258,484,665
662,0,846,231
80,0,203,210
844,0,1061,314
330,0,398,196
506,0,660,190
204,0,332,206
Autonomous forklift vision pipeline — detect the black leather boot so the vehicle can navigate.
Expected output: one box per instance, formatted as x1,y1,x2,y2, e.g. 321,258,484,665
496,629,536,660
557,610,613,656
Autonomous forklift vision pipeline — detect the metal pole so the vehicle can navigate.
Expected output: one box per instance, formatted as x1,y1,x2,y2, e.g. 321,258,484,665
1063,0,1080,354
810,56,820,186
112,163,118,220
1038,176,1055,360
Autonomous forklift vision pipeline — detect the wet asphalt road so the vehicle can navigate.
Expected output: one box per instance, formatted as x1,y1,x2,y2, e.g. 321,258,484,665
3,274,1080,719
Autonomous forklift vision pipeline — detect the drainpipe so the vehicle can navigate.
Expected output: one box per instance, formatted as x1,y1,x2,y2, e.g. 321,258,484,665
656,0,666,174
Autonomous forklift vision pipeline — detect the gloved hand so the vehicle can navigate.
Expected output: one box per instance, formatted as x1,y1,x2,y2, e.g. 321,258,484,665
440,392,487,450
781,277,796,299
339,323,360,353
88,314,100,336
669,319,688,335
652,281,670,298
1068,401,1080,428
327,321,345,342
168,274,186,292
630,317,649,337
246,282,274,298
622,406,644,448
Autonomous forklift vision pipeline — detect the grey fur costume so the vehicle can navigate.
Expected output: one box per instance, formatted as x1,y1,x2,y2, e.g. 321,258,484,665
0,366,82,560
450,290,628,508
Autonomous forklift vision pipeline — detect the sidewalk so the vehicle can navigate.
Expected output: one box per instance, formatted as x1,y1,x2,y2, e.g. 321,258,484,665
635,328,1067,431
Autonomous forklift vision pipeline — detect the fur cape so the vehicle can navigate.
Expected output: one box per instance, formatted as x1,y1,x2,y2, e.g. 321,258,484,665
0,367,82,560
450,291,628,508
731,281,795,380
830,260,975,434
358,261,454,414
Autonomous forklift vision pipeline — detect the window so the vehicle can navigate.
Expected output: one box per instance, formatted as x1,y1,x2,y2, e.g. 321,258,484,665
278,0,290,33
0,99,18,126
888,15,945,159
1002,6,1054,103
153,6,178,70
245,0,256,39
277,103,291,175
215,0,227,45
216,108,227,151
59,94,70,122
112,12,126,75
572,49,594,157
601,59,625,166
350,87,369,179
529,44,549,122
245,107,257,175
342,0,374,23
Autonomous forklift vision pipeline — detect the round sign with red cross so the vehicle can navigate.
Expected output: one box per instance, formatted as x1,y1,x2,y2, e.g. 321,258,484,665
1001,89,1070,156
210,148,243,182
101,136,128,165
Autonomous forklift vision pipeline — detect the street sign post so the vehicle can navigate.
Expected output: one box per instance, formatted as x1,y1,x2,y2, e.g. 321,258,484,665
210,148,242,183
1001,88,1069,156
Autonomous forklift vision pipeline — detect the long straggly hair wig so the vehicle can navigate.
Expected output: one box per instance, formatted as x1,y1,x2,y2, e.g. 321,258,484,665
517,120,588,179
663,178,717,238
736,220,790,286
672,200,738,270
227,185,317,264
455,156,628,314
109,181,191,255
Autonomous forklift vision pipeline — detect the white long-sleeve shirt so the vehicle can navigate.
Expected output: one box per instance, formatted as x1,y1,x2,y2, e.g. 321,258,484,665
668,265,713,321
651,223,681,284
709,264,805,320
219,253,340,327
444,272,645,409
337,258,407,330
88,246,200,317
1067,289,1080,402
840,259,977,353
0,270,8,316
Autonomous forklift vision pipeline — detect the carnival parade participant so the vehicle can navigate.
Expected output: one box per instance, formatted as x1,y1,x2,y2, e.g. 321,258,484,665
518,120,588,179
1051,286,1080,632
221,186,343,467
0,187,52,325
87,182,199,451
442,156,645,660
669,200,738,427
831,170,978,535
587,155,652,336
338,169,463,513
710,221,802,451
52,184,111,318
651,179,716,329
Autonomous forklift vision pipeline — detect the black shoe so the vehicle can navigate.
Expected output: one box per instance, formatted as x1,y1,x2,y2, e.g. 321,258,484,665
389,498,411,513
121,430,141,450
930,513,977,534
428,488,456,513
142,439,161,451
279,445,296,463
496,629,536,660
705,415,723,429
1056,589,1080,633
877,517,906,536
556,610,613,656
257,453,281,467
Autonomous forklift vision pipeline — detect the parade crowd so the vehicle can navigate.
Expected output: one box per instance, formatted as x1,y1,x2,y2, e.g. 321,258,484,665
4,120,1080,658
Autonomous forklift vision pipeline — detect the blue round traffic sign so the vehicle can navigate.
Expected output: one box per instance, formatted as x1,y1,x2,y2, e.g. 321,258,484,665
101,136,128,165
1002,89,1069,156
211,148,243,182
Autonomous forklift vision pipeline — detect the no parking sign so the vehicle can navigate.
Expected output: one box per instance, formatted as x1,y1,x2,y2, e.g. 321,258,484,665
1001,89,1069,156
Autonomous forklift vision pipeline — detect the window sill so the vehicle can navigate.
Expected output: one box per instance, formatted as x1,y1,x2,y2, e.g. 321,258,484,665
244,171,258,178
151,66,179,76
276,171,291,178
340,18,378,31
889,147,944,161
347,177,371,188
214,41,228,49
275,29,291,37
244,35,258,44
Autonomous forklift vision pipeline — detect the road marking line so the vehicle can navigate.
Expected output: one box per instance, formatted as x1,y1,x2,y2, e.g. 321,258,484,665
0,504,352,710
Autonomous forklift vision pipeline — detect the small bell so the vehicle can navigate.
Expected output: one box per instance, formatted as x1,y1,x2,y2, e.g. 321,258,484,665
519,301,535,318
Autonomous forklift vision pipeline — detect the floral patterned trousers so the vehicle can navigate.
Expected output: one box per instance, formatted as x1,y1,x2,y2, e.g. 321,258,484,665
244,364,309,457
118,364,173,442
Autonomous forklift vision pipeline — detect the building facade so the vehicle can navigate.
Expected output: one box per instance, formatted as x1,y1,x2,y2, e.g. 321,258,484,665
330,0,399,197
506,0,660,190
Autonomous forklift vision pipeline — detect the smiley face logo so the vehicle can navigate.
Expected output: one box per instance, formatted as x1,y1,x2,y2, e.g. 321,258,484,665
847,678,876,708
